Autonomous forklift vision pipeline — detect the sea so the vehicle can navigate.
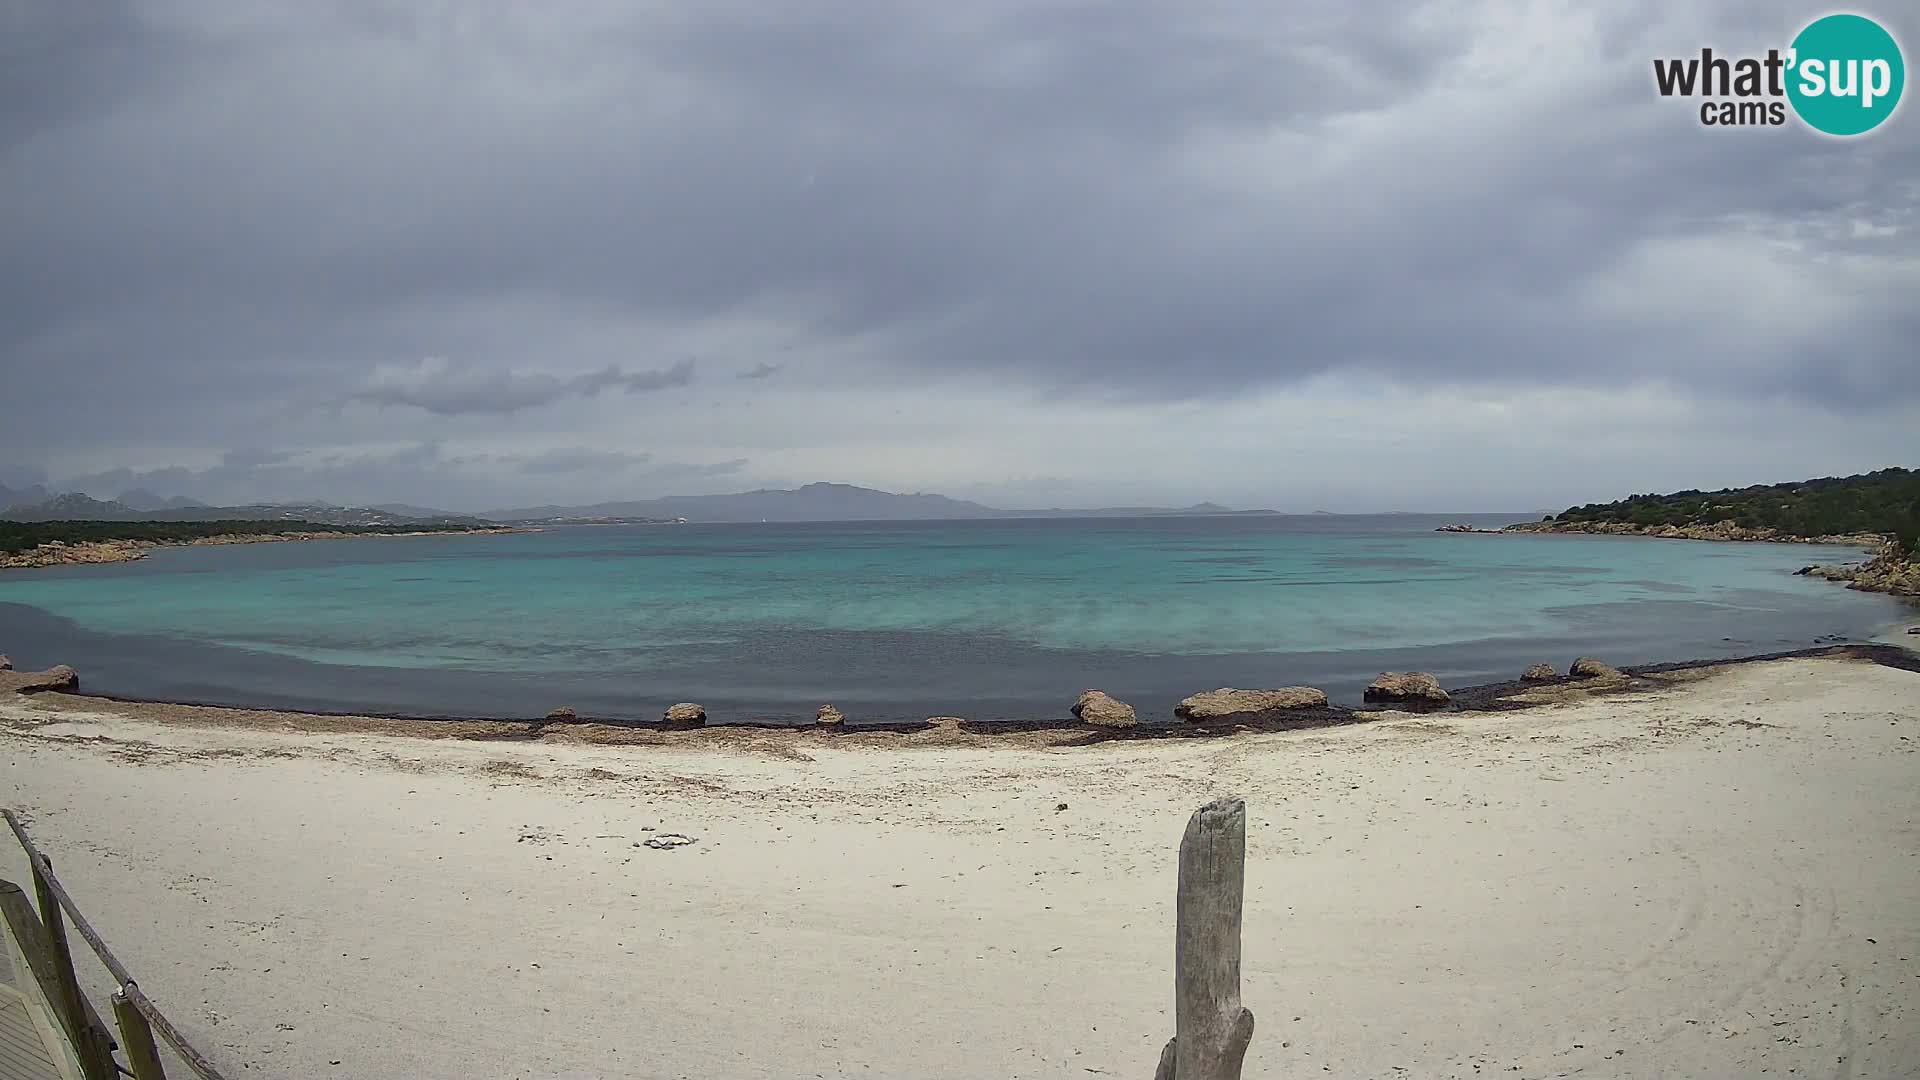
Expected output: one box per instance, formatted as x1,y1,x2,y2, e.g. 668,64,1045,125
0,515,1906,724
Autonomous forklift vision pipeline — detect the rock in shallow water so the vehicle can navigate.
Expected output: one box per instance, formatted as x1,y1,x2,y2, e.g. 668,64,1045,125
1175,686,1327,721
1363,671,1450,707
1072,689,1137,728
1522,663,1558,682
663,702,706,724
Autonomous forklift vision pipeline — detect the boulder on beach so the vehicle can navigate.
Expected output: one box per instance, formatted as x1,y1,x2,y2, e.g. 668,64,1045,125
816,704,846,726
544,706,577,723
1568,657,1623,679
10,665,78,693
1521,663,1558,682
1363,671,1450,707
0,655,10,671
926,715,964,730
1072,689,1137,728
1175,686,1327,722
663,702,706,724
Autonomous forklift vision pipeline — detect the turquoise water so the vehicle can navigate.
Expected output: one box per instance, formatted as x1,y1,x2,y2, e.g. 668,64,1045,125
0,516,1903,721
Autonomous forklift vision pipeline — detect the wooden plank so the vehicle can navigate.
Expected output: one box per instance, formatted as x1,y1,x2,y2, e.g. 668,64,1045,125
0,887,109,1080
0,985,67,1080
25,867,98,1080
112,991,167,1080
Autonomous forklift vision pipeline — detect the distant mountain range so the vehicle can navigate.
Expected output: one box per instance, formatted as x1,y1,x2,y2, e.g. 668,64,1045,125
1,480,1277,525
480,483,1278,523
0,492,489,528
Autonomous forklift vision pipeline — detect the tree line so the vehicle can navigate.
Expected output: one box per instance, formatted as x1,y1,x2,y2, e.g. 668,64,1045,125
1550,468,1920,555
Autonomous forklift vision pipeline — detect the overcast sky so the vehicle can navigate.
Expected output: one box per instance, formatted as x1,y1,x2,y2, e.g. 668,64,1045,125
2,1,1915,513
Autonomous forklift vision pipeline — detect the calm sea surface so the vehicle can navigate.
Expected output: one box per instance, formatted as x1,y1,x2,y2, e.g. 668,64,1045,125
0,515,1905,723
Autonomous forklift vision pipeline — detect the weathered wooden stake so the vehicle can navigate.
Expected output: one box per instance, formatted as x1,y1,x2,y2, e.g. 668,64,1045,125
33,856,117,1080
114,988,170,1080
1154,797,1254,1080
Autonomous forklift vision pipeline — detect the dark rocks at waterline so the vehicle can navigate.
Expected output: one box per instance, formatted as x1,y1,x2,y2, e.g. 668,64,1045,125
816,704,846,726
1072,689,1137,728
1522,663,1559,682
663,702,706,725
0,654,10,671
926,715,965,730
1363,671,1451,708
1175,686,1328,722
544,706,578,723
1569,657,1624,679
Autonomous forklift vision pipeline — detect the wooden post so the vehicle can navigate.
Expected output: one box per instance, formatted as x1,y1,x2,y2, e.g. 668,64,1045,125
114,988,169,1080
31,859,116,1080
1153,798,1254,1080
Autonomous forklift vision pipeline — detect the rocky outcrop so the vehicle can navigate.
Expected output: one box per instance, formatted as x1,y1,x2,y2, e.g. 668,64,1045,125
1,540,151,569
663,702,706,724
1568,657,1623,679
544,706,577,723
1796,551,1920,598
1175,686,1327,722
1363,672,1450,708
816,704,846,726
1521,663,1558,682
4,664,78,693
0,655,10,671
926,715,964,730
1503,519,1884,547
1434,523,1499,534
1071,689,1137,728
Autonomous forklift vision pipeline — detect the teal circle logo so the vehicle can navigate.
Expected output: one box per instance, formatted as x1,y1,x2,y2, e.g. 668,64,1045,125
1787,14,1905,135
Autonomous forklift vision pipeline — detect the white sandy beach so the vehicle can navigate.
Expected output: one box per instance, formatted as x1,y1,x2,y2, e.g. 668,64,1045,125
3,655,1918,1080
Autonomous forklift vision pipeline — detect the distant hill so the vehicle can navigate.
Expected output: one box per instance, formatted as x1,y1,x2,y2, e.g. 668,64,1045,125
117,488,210,512
483,483,1271,523
486,482,999,523
0,495,489,529
1546,468,1919,554
0,481,51,511
2,493,146,521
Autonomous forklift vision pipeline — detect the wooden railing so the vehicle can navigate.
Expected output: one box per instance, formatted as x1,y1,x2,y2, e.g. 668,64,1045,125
2,809,230,1080
3,799,1254,1080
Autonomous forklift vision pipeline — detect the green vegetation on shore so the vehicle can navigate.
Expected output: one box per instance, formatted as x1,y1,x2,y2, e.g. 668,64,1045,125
0,519,480,555
1549,468,1920,555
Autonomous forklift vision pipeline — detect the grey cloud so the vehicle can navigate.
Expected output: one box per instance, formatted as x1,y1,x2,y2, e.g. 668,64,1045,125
513,448,655,475
738,362,784,380
0,0,1915,503
347,359,696,416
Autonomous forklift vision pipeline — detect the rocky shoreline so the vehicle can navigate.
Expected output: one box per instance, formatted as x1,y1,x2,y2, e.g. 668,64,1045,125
1435,519,1915,598
1437,519,1885,545
7,644,1916,743
0,527,521,570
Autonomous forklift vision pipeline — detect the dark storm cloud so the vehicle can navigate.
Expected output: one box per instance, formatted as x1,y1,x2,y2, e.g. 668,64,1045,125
1,0,1916,486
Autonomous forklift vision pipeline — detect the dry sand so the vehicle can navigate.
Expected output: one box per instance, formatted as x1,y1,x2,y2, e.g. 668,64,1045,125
2,655,1917,1080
